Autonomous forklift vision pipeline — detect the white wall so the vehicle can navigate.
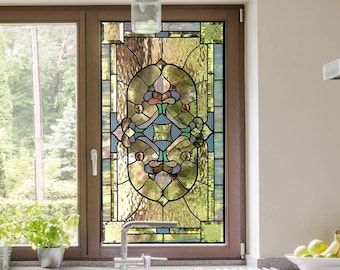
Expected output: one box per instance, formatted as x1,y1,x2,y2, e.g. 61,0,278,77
245,0,260,260
246,0,340,258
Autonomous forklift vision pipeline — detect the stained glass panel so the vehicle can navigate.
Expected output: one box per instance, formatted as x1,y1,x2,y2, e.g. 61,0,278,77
101,21,225,244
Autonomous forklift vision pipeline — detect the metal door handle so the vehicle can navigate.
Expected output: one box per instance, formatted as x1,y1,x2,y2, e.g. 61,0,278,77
90,149,98,176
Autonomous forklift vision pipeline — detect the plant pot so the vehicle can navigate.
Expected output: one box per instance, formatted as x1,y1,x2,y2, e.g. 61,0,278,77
0,246,12,270
38,247,65,268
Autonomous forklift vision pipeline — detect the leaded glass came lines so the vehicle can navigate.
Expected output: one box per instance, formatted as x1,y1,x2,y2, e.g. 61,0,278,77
101,22,225,244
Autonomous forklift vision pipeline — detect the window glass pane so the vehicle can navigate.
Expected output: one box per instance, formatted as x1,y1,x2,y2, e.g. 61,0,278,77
101,21,225,244
0,24,78,244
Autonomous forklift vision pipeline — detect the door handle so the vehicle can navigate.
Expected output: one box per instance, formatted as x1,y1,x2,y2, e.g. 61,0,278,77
90,149,98,176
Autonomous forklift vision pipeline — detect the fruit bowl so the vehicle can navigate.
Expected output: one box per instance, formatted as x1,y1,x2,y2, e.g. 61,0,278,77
286,254,340,270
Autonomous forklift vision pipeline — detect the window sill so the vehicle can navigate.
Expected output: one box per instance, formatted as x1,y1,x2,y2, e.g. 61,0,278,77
10,260,252,269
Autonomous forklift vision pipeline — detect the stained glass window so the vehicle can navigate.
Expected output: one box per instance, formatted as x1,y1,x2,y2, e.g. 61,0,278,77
101,21,225,244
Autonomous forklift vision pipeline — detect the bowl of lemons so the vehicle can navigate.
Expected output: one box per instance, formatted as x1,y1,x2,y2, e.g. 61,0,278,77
286,231,340,270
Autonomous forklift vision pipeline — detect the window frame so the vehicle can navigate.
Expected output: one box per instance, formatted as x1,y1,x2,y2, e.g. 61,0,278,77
0,7,87,260
86,5,245,260
0,5,245,260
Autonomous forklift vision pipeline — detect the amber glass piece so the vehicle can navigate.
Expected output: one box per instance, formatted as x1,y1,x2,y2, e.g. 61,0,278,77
162,38,200,67
124,38,162,68
102,22,124,44
116,44,141,84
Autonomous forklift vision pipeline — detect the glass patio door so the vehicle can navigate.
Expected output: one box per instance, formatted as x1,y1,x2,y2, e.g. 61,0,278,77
0,9,86,260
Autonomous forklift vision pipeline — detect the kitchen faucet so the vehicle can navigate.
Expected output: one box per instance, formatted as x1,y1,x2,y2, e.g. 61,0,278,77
114,221,178,270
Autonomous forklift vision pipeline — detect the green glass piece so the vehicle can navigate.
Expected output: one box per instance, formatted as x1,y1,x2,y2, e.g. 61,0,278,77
214,133,224,159
197,83,208,121
202,124,212,140
153,124,172,141
191,127,200,137
134,128,144,136
131,112,149,127
197,143,208,182
176,112,194,126
163,199,200,227
138,179,162,201
136,65,161,86
207,75,214,112
158,151,169,162
215,107,223,132
208,153,215,221
163,179,188,201
162,65,187,85
181,127,191,138
177,161,196,189
208,44,214,74
162,104,168,113
128,76,148,104
185,182,208,220
156,103,169,114
159,196,169,206
166,102,182,118
164,233,200,243
128,162,149,190
142,101,158,118
200,22,223,44
202,222,223,243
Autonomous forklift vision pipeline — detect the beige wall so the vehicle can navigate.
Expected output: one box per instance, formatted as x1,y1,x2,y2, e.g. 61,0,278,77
246,0,340,258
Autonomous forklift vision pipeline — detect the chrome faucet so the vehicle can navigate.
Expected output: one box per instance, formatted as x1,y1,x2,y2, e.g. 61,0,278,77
114,221,177,270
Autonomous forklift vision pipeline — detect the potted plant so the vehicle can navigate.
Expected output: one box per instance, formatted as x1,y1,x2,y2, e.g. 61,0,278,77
24,204,78,269
0,205,23,270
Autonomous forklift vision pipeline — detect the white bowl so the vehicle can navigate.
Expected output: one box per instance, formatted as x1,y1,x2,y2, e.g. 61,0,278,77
285,254,340,270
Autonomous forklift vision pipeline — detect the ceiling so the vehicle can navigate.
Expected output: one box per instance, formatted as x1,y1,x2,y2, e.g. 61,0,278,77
0,0,246,5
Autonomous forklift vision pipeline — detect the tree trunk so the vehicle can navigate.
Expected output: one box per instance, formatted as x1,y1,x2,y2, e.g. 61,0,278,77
31,26,44,202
